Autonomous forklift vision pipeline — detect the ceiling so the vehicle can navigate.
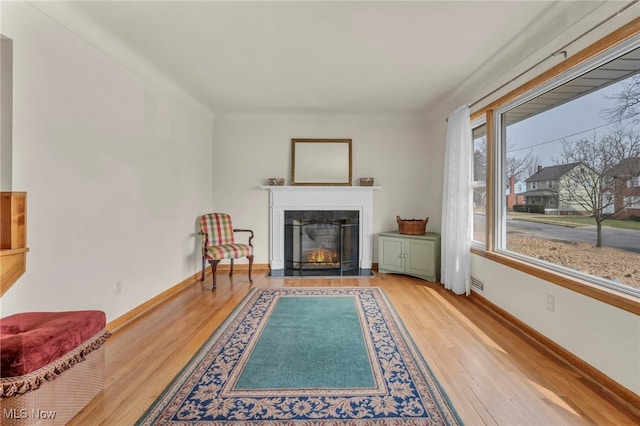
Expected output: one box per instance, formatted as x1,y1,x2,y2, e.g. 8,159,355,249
31,1,636,115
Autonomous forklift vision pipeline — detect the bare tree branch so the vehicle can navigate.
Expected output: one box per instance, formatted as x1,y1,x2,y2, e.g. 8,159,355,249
505,139,536,181
558,127,640,247
604,74,640,123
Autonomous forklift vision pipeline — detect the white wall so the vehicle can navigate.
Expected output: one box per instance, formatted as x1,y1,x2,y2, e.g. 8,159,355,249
1,36,12,191
471,254,640,394
0,1,214,322
211,113,436,265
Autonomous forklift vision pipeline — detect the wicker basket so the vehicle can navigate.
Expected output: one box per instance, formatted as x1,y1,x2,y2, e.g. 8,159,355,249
360,177,374,186
397,216,428,235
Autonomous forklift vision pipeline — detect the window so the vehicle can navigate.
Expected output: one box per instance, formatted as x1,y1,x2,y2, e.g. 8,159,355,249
602,192,615,215
624,195,640,209
493,38,640,297
472,122,487,246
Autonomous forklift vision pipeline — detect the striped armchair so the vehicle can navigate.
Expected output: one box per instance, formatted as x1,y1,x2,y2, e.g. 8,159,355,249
199,213,254,291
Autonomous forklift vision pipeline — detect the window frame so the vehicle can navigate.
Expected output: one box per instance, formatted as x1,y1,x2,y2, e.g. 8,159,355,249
471,118,488,249
470,20,640,315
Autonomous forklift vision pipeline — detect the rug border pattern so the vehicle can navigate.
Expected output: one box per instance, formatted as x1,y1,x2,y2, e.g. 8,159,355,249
136,287,463,425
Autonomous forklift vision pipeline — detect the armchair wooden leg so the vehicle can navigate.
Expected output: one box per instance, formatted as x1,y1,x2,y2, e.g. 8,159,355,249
201,256,206,281
229,258,234,277
208,259,220,291
248,255,254,283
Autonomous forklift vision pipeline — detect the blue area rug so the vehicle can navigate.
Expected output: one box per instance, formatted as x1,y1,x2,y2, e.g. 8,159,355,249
137,287,463,425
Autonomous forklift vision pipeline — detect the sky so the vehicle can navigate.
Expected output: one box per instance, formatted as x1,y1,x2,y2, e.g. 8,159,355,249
505,82,631,168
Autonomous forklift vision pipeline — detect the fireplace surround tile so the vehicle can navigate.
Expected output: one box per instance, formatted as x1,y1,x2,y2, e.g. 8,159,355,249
285,210,359,275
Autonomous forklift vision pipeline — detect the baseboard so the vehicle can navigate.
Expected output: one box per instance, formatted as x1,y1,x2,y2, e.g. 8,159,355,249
106,271,203,332
469,291,640,423
106,264,270,332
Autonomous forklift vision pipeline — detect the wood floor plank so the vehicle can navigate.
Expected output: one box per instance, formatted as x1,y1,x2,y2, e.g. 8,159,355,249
69,273,637,425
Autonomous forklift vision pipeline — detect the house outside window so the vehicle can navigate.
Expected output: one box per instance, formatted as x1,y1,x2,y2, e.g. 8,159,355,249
606,157,640,219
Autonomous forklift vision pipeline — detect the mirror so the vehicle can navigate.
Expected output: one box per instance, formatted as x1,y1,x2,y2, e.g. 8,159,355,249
291,139,352,186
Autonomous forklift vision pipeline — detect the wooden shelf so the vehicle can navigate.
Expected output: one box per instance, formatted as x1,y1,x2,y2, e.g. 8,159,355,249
1,192,28,296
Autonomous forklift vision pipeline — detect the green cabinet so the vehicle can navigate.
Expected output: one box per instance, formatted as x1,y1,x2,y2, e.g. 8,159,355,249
378,232,441,282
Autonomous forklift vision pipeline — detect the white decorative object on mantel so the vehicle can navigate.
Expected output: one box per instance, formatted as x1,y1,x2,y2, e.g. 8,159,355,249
260,185,382,272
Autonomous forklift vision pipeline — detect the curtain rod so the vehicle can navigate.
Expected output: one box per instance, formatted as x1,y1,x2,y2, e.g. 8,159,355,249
465,0,639,112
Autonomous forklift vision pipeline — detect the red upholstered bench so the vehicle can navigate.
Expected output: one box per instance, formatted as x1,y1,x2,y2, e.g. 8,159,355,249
0,311,110,425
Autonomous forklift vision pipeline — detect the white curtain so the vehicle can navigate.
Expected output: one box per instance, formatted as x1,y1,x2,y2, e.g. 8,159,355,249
441,105,472,295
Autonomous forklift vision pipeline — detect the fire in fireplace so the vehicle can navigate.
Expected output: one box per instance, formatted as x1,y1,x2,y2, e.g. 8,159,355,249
284,210,359,276
304,248,339,267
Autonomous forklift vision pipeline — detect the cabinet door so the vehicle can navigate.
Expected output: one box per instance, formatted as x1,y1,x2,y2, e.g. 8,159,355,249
406,239,435,279
379,237,404,273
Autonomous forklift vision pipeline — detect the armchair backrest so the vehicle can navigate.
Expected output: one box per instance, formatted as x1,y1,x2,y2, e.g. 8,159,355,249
200,213,235,248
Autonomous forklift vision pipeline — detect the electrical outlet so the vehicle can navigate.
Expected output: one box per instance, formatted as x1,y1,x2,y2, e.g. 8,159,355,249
114,280,122,294
546,293,555,312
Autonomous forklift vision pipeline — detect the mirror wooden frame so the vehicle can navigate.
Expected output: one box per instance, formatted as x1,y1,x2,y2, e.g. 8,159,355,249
291,139,352,186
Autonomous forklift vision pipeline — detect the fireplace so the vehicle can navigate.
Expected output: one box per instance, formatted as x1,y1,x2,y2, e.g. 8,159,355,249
284,210,359,276
261,185,380,276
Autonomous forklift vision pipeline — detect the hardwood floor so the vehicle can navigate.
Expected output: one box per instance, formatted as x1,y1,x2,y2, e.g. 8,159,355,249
70,272,638,425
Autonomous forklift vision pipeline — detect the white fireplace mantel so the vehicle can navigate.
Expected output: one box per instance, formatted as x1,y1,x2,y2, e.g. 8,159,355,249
261,185,381,272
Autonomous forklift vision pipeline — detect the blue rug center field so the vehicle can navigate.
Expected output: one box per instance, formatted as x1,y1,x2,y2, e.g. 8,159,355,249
234,296,376,390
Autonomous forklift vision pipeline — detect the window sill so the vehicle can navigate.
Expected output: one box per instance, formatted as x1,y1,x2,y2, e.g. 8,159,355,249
470,247,639,315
